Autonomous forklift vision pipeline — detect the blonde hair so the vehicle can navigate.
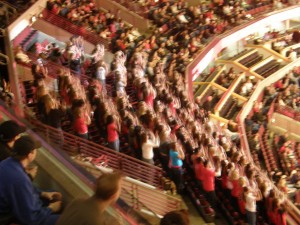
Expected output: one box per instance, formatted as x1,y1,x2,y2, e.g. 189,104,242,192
44,95,58,114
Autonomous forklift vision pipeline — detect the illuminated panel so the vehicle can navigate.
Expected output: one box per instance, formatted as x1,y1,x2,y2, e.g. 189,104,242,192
9,19,30,40
192,48,215,81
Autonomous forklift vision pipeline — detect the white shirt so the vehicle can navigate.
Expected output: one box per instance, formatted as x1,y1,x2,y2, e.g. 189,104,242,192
142,138,160,159
177,14,188,23
96,67,106,80
245,192,256,212
290,51,297,61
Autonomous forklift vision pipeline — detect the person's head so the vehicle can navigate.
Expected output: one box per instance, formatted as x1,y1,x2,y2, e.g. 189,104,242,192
0,120,26,144
203,160,210,168
169,142,177,151
106,115,115,125
12,135,41,162
160,209,189,225
94,171,123,205
44,95,58,114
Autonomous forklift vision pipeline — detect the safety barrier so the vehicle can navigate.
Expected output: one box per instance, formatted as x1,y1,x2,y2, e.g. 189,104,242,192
275,104,300,122
74,160,182,217
25,116,164,188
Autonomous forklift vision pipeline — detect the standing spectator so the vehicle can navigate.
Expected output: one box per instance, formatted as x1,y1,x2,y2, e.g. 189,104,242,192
106,115,120,152
202,160,218,210
94,60,108,89
244,186,259,225
169,142,185,193
0,135,62,225
56,171,123,225
194,157,205,189
73,104,91,140
141,131,160,164
31,63,47,87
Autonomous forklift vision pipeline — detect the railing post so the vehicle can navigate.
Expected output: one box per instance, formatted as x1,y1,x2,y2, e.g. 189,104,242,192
133,183,138,210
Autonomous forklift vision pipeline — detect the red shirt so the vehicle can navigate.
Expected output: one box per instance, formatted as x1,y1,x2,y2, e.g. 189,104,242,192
194,163,204,181
202,167,215,192
239,198,246,215
107,122,118,142
231,179,240,197
221,173,228,189
145,93,154,108
73,117,88,134
169,102,176,115
275,211,287,225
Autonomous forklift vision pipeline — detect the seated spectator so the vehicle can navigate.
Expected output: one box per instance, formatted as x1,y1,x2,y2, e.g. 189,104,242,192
0,120,26,161
160,209,190,225
289,48,297,61
15,45,31,64
0,135,62,225
176,11,189,23
56,171,124,225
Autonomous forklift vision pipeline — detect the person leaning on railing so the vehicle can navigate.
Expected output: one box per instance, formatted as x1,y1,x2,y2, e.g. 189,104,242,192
56,171,124,225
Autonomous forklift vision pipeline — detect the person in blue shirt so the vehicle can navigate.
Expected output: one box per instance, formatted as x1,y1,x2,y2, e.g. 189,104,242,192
0,135,62,225
169,142,185,194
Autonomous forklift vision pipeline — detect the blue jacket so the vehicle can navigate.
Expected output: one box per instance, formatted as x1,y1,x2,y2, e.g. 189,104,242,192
169,150,183,167
0,157,57,225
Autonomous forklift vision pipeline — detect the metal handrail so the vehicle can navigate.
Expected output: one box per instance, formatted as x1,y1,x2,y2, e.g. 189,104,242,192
275,104,300,122
73,158,181,217
0,102,140,225
24,112,164,188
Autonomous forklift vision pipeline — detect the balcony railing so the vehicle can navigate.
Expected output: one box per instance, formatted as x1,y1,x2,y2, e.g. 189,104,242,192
275,104,300,122
25,114,164,188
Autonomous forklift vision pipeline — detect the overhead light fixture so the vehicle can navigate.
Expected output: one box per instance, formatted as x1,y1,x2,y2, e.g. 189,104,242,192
30,15,37,24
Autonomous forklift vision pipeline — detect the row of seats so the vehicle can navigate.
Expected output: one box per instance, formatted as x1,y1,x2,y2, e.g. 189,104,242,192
185,176,215,223
259,126,279,174
238,51,263,68
219,97,240,120
228,49,253,61
254,59,281,78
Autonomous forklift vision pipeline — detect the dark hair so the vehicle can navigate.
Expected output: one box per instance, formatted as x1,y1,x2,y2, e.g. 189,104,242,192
160,209,189,225
106,115,114,125
94,171,123,201
203,160,209,167
195,157,203,164
169,142,176,151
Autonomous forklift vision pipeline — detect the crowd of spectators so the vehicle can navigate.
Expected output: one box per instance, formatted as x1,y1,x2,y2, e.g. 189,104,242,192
8,0,300,224
46,0,144,53
16,37,292,224
245,68,300,208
